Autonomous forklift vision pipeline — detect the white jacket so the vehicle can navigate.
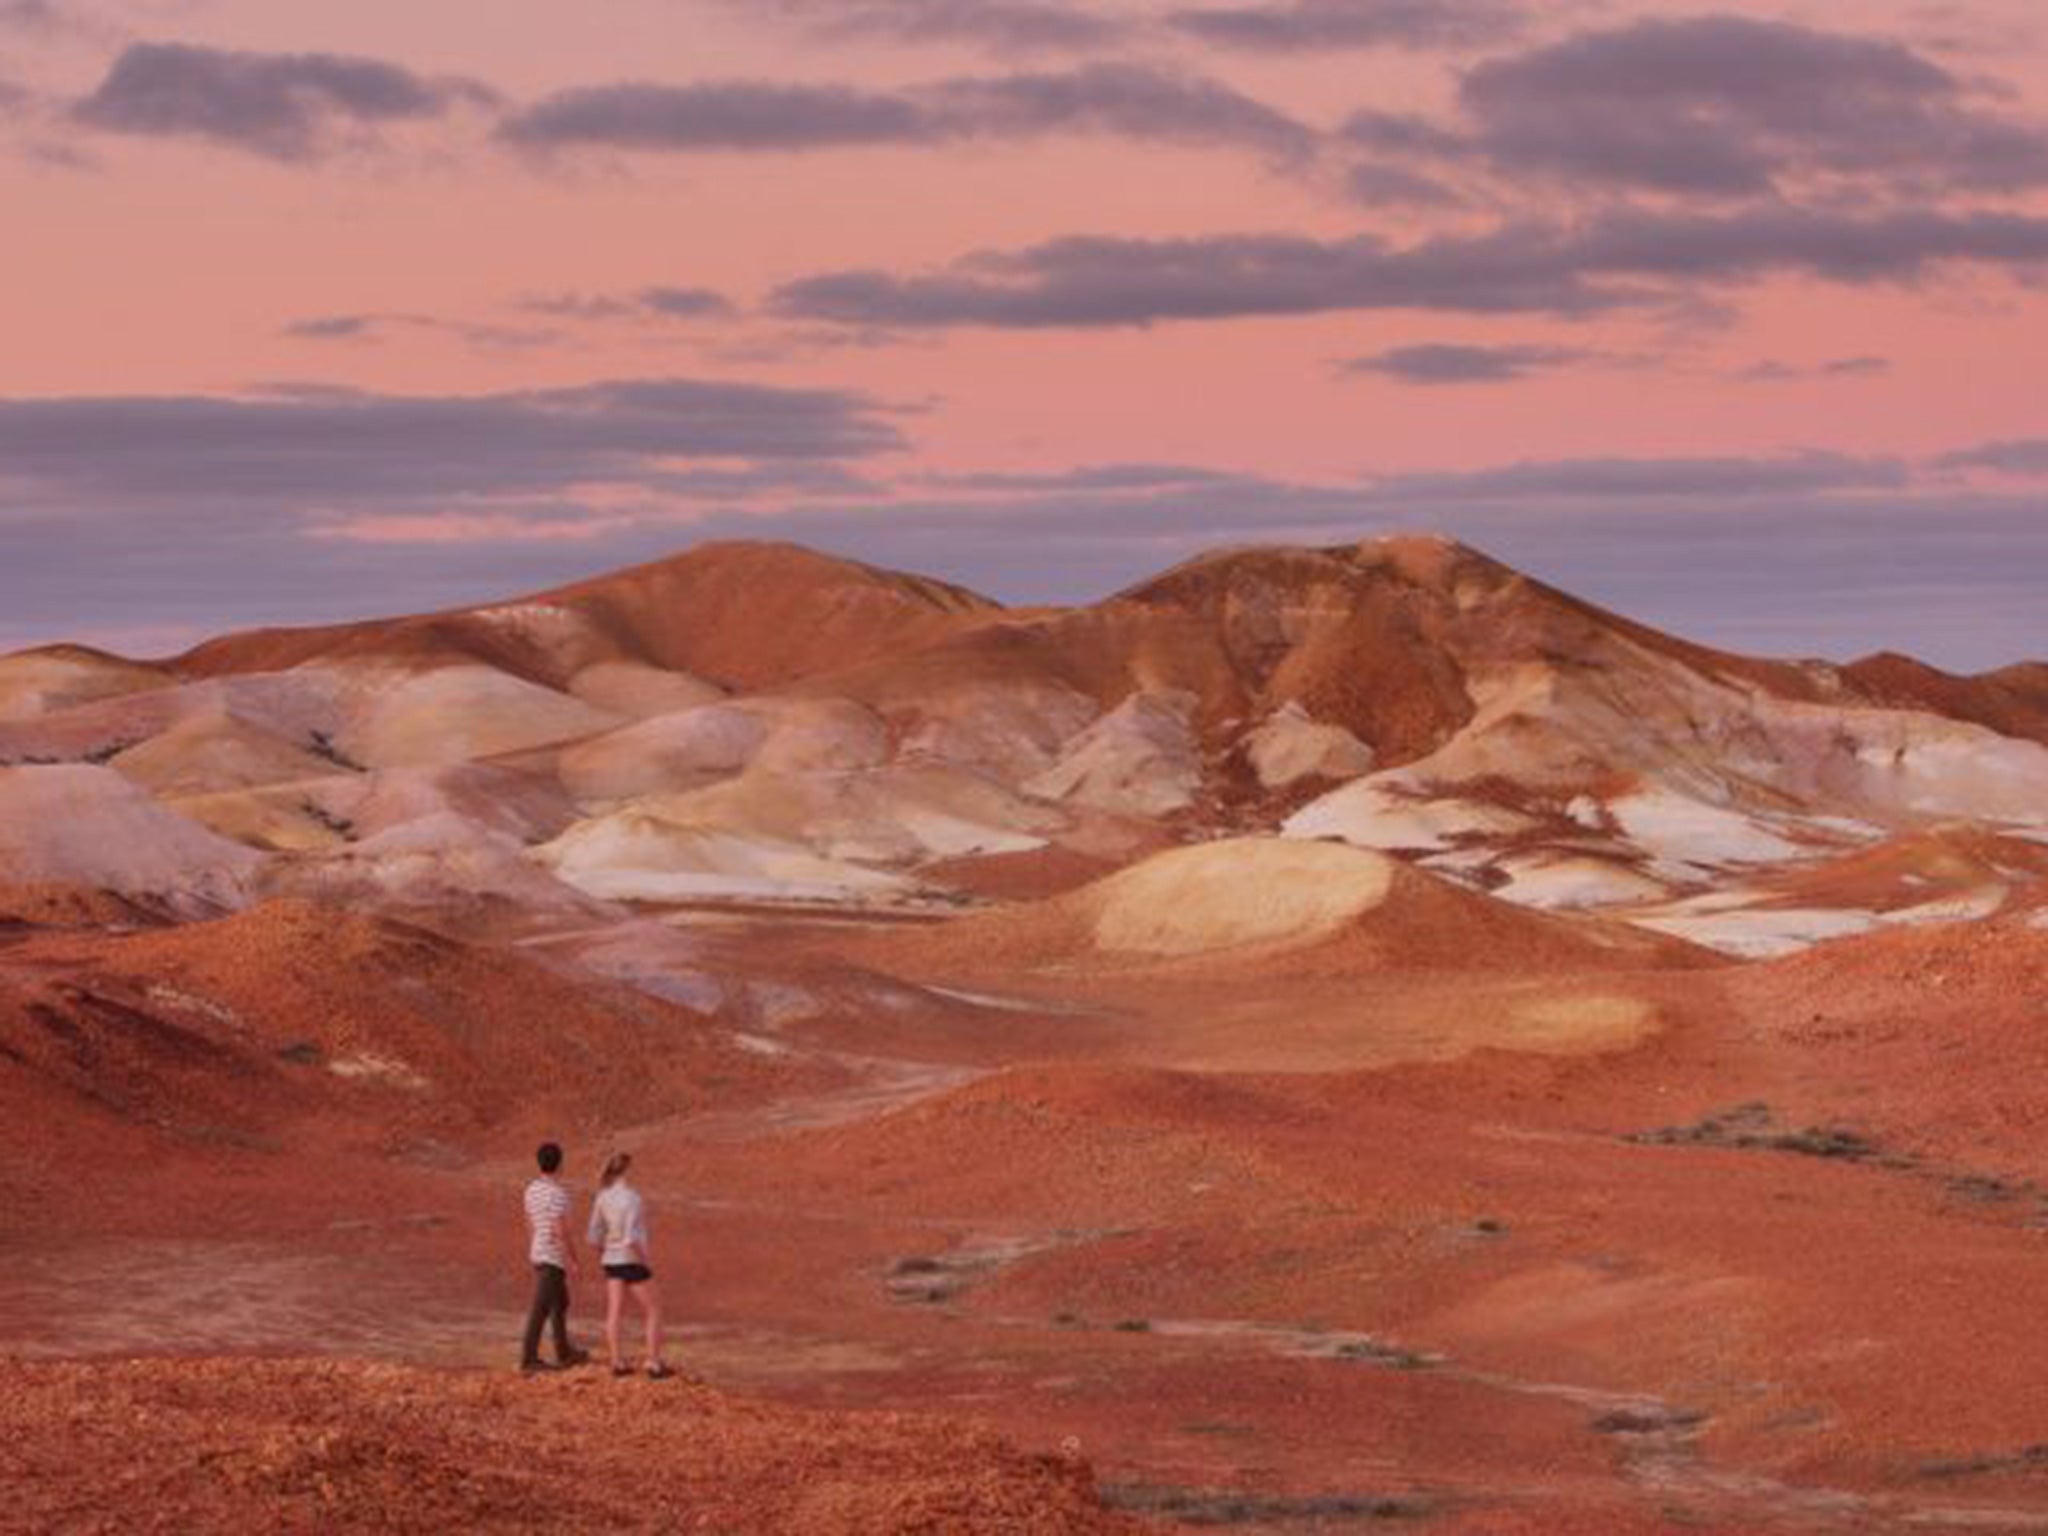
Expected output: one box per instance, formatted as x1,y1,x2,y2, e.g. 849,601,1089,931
586,1182,651,1266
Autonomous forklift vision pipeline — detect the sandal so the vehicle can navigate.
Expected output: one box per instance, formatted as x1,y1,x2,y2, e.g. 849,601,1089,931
646,1363,676,1381
611,1363,636,1378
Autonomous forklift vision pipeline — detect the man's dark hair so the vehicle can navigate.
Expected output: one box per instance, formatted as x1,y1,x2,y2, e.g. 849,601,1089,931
536,1142,563,1174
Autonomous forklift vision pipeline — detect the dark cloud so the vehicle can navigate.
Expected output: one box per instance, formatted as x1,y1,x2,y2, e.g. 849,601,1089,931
1168,0,1521,53
72,41,487,160
1368,452,1911,501
1339,342,1595,384
282,315,377,340
499,79,928,152
923,63,1313,162
640,286,738,319
755,0,1129,51
499,64,1309,161
0,378,903,510
280,312,560,349
773,206,2048,330
1736,356,1891,383
1342,161,1464,208
1938,439,2048,476
0,0,58,31
1460,15,2048,197
773,229,1613,329
923,463,1242,492
4,446,2042,671
1336,107,1469,157
518,287,738,324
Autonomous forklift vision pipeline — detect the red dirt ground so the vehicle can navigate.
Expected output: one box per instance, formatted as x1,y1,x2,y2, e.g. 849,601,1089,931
10,888,2048,1533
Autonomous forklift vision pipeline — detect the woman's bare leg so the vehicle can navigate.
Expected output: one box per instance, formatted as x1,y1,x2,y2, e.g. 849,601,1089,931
634,1280,665,1368
605,1278,627,1368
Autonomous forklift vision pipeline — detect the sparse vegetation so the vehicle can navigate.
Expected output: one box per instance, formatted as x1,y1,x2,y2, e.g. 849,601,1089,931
1103,1484,1430,1524
299,800,357,840
1628,1103,1887,1163
1333,1340,1436,1371
306,730,365,772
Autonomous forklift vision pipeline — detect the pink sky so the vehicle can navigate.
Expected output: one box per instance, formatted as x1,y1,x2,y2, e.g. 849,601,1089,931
2,0,2046,665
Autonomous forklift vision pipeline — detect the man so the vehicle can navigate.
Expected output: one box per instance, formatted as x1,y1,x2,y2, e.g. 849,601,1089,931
520,1141,591,1373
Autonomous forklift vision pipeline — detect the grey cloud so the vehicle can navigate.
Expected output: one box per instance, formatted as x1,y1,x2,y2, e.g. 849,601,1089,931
756,0,1129,50
1169,0,1521,53
772,206,2048,330
641,286,737,318
772,229,1616,329
0,0,58,31
1340,342,1595,383
4,448,2042,671
1336,108,1469,157
924,463,1242,492
1939,439,2048,476
73,41,487,160
1342,161,1464,207
1736,356,1891,382
499,64,1309,161
282,315,377,340
1460,15,2048,197
1334,108,1471,205
0,378,903,510
280,312,560,350
1368,452,1912,501
499,79,928,152
1566,204,2048,283
924,63,1313,162
519,288,736,322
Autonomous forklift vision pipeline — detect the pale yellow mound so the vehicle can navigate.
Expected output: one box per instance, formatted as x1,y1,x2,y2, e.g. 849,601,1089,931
1087,837,1398,956
1503,993,1657,1054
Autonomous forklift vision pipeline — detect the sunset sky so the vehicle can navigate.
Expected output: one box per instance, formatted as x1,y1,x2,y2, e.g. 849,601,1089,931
2,0,2045,667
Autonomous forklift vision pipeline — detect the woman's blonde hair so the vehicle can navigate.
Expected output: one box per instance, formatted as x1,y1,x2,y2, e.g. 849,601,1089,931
600,1151,632,1187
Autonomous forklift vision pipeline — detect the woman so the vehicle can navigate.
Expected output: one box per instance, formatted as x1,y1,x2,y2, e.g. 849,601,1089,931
587,1152,673,1380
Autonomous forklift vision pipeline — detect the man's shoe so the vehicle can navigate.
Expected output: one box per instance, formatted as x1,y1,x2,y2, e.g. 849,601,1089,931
559,1348,592,1368
519,1359,560,1375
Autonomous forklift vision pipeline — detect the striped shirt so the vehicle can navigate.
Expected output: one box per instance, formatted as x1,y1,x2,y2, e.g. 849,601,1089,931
587,1182,651,1267
524,1176,571,1267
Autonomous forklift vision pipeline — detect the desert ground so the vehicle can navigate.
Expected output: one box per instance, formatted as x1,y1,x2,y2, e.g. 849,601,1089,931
7,536,2048,1532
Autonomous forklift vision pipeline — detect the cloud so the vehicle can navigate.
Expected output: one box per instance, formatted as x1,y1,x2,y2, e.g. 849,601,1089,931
499,79,928,153
772,229,1613,328
922,63,1314,162
1938,438,2048,476
4,442,2041,671
641,286,738,319
772,205,2048,330
73,41,487,160
498,64,1310,162
1367,452,1911,501
0,0,58,31
1339,341,1597,384
1459,15,2048,198
280,312,561,349
0,378,903,511
922,462,1242,492
1168,0,1521,53
519,287,737,323
754,0,1129,51
1735,356,1891,382
1342,161,1464,207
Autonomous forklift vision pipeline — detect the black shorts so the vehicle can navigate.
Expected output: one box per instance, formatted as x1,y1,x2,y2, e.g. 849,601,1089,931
604,1263,653,1284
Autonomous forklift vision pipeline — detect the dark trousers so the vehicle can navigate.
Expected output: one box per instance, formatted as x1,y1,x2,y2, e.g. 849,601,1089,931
521,1263,574,1364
